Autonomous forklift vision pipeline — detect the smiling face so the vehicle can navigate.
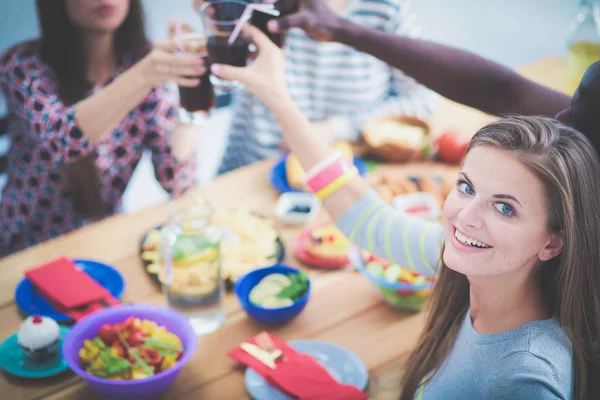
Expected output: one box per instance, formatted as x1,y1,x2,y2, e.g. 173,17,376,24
441,146,563,278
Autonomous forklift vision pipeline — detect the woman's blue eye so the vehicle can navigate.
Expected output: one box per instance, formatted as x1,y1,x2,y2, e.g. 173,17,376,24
457,181,474,195
494,202,514,217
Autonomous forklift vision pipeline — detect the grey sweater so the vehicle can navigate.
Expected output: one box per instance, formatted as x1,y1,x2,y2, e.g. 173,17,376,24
336,190,573,399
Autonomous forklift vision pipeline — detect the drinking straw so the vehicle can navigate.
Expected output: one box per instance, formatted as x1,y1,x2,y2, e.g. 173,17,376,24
228,4,280,45
173,19,186,51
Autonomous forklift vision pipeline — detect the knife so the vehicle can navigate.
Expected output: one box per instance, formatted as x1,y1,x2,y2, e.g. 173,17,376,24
240,342,277,369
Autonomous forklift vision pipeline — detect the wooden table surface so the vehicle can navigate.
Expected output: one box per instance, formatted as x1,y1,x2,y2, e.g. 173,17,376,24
0,57,567,400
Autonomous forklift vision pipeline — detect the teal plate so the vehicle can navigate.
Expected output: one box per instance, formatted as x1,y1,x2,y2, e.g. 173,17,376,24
0,325,70,378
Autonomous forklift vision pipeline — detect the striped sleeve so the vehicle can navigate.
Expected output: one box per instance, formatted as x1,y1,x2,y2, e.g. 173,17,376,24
336,189,444,278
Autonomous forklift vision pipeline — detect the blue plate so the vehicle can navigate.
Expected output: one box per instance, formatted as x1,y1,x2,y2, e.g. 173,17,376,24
0,325,70,378
14,259,125,322
270,155,368,193
245,340,368,400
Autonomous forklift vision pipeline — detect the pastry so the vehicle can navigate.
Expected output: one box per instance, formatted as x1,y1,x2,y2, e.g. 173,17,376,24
17,315,61,363
304,224,351,262
362,116,430,162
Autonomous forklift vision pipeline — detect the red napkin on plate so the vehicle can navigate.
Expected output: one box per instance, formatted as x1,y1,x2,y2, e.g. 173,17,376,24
25,256,120,321
228,333,368,400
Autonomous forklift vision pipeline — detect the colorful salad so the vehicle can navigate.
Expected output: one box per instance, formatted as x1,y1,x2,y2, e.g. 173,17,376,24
362,252,434,311
79,317,183,380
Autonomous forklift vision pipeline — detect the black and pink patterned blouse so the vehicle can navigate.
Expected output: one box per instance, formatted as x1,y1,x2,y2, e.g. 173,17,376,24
0,43,196,256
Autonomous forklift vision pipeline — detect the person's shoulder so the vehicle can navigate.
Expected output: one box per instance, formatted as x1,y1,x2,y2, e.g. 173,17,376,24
492,325,573,399
1,40,41,69
526,321,573,385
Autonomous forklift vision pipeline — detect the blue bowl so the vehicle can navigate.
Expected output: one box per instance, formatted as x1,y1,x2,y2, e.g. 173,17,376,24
234,264,310,325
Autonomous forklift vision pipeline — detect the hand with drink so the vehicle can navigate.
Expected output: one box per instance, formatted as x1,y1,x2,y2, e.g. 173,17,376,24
211,25,288,106
199,0,294,90
267,0,344,43
169,24,216,125
134,39,207,90
199,0,251,91
250,0,298,47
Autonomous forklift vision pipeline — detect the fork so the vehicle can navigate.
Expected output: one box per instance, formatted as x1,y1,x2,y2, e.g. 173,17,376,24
255,331,284,363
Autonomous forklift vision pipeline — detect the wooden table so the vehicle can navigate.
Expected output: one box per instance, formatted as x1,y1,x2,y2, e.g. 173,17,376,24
0,57,566,400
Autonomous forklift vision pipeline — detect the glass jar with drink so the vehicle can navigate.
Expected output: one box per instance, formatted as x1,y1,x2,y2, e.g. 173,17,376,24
159,199,224,336
200,0,250,91
172,31,216,125
566,0,600,95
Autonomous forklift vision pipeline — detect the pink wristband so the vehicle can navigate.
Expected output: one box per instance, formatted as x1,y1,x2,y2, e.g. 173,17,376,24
303,151,342,183
304,156,354,193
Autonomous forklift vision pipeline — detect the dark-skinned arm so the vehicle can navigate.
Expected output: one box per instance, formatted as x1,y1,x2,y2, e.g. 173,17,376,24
270,0,571,118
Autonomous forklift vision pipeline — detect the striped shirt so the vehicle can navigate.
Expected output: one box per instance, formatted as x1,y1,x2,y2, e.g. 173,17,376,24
218,0,439,174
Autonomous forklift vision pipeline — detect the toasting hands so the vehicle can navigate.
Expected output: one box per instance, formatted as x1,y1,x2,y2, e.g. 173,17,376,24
267,0,344,42
210,25,288,106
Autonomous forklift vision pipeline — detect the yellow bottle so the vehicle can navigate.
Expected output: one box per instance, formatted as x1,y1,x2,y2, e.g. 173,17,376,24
566,0,600,95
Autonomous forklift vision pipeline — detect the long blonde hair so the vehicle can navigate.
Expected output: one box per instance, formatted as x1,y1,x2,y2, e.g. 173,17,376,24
400,116,600,400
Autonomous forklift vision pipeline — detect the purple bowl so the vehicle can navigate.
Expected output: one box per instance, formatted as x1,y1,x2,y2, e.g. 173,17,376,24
62,304,197,400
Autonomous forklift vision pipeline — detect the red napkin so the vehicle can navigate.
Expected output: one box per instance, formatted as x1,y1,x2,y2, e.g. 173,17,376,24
25,256,120,321
228,333,368,400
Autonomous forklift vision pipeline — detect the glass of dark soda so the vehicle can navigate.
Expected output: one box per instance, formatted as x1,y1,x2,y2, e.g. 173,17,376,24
199,0,250,92
250,0,298,47
175,32,215,125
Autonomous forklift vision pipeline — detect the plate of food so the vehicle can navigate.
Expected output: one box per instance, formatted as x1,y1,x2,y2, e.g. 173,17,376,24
270,141,368,193
362,115,431,163
294,224,351,269
366,171,454,209
139,209,285,289
245,340,368,400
